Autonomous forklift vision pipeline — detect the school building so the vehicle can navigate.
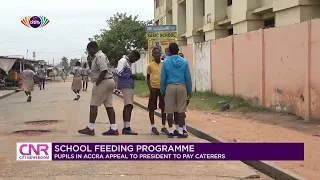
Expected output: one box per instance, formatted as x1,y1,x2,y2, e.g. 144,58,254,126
154,0,320,45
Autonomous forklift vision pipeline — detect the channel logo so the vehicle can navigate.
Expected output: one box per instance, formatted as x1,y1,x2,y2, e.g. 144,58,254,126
16,142,52,161
21,16,50,28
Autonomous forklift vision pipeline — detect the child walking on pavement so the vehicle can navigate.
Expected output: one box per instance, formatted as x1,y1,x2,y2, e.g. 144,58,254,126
70,61,82,100
21,64,37,102
61,69,66,83
37,64,46,90
81,63,90,91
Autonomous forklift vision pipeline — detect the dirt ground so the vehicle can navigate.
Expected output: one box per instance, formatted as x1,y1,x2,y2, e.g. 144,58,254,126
134,95,320,180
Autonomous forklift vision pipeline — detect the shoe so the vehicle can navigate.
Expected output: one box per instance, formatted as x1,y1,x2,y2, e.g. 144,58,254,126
74,95,80,101
102,128,119,136
122,127,138,135
151,127,160,135
168,133,174,138
27,96,31,102
161,127,169,135
183,130,188,135
78,127,95,136
177,133,188,138
173,130,179,136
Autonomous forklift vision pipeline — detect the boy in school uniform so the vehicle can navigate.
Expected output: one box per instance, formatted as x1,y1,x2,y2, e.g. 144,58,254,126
147,47,169,135
160,43,192,138
115,50,141,135
173,53,189,136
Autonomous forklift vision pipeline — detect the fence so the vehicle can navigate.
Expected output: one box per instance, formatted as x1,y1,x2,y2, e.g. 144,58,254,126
133,19,320,121
131,51,148,76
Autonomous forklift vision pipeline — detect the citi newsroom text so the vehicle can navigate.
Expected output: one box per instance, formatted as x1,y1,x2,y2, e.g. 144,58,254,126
17,142,304,161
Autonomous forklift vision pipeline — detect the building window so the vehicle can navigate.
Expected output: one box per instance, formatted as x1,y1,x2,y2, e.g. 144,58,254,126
227,0,232,6
228,28,233,36
203,0,205,16
155,0,159,8
264,18,275,29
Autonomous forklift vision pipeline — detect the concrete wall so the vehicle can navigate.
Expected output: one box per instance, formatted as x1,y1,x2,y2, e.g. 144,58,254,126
134,18,320,120
234,30,263,106
187,18,319,121
211,36,233,95
264,22,309,118
310,19,320,120
194,41,211,91
180,45,195,91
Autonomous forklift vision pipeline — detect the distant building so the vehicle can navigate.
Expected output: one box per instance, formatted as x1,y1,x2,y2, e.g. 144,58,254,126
154,0,320,45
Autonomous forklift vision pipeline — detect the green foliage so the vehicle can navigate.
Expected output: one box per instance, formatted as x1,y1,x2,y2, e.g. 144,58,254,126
60,57,69,70
134,73,145,80
132,80,265,112
134,79,149,97
69,58,80,67
91,13,152,65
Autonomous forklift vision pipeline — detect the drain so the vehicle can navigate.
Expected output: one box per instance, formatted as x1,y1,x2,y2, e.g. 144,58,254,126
25,120,58,125
12,130,50,136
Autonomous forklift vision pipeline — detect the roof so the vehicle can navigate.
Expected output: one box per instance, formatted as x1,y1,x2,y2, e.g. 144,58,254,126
0,56,21,60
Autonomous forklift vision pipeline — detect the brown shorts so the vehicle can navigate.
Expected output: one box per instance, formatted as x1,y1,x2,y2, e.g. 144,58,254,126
90,79,115,107
148,88,165,111
164,84,188,113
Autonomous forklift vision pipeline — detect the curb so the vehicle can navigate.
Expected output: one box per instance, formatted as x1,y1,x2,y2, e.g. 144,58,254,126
114,92,305,180
0,89,20,100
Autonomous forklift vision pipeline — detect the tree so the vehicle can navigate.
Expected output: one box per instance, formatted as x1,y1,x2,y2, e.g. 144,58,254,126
91,13,152,65
61,57,69,70
69,58,80,67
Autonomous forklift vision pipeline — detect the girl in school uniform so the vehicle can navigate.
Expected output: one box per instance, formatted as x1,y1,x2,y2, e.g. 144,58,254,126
81,63,90,91
70,61,82,100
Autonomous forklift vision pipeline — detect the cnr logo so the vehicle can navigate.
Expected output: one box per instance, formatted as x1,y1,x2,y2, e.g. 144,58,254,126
16,142,52,161
19,143,49,155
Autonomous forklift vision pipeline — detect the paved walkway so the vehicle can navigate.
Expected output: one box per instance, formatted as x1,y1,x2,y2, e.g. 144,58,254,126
0,81,270,180
0,90,16,99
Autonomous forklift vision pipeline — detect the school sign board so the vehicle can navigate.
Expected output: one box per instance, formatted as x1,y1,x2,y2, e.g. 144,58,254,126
146,25,177,63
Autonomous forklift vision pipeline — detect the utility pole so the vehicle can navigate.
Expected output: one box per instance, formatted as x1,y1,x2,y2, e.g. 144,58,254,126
53,58,55,81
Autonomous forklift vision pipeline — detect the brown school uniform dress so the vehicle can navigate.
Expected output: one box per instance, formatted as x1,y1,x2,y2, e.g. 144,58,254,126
71,66,82,91
22,69,35,92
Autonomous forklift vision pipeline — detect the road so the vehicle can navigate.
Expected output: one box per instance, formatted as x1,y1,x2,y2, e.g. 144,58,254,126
0,80,270,180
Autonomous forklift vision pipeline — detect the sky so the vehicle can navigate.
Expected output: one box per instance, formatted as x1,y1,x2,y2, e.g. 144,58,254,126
0,0,154,65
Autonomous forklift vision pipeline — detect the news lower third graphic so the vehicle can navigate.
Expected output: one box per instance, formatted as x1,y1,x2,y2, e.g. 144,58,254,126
21,16,50,28
16,143,304,161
